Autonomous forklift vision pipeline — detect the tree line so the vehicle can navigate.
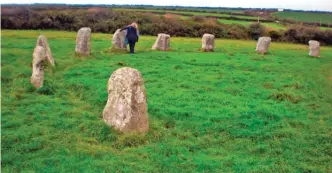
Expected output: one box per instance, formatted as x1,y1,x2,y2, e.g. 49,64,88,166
1,6,332,45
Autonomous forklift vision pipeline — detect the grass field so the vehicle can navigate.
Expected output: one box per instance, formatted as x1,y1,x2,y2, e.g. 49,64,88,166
321,27,332,30
119,7,245,14
113,8,259,20
273,11,332,24
218,19,332,31
218,19,252,25
195,8,245,14
218,19,287,30
2,30,332,172
113,8,331,31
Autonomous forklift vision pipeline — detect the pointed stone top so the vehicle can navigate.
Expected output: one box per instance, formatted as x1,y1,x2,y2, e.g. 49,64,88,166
36,35,54,66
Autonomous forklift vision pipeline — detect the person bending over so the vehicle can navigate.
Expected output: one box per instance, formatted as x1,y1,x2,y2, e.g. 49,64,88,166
120,22,139,54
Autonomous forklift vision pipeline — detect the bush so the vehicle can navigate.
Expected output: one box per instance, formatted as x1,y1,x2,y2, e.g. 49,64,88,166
192,16,204,22
1,6,331,45
248,22,265,40
283,28,297,42
268,30,282,41
282,26,332,45
225,24,250,39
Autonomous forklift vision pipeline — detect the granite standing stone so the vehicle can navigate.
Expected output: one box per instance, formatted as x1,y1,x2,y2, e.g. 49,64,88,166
31,46,46,88
112,29,127,49
152,33,170,51
75,27,91,56
202,33,215,51
36,35,54,66
256,37,271,54
308,40,320,57
103,67,149,133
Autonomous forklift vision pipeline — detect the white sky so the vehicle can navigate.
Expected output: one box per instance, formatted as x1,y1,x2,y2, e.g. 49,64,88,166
1,0,332,11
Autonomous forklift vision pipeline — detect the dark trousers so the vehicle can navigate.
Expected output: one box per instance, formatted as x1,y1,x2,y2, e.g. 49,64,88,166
128,40,136,53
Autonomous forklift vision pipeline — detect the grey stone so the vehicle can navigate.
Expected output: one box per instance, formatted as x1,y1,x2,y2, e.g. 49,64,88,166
202,33,215,51
112,29,127,49
30,46,46,88
308,40,320,57
152,33,170,51
256,37,271,54
103,67,149,133
36,35,54,66
75,27,91,56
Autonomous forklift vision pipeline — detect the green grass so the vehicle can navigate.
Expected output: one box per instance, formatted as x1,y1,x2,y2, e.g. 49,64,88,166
130,7,245,14
218,19,287,30
273,11,332,24
198,8,245,14
2,30,332,172
113,8,258,20
261,23,287,30
218,19,252,25
320,27,332,30
115,8,330,31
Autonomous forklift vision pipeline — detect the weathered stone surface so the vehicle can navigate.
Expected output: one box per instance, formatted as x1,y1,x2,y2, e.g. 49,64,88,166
308,40,320,57
75,27,91,56
256,37,271,54
103,67,149,133
202,33,215,51
36,35,54,66
112,29,127,49
152,33,170,51
30,46,46,88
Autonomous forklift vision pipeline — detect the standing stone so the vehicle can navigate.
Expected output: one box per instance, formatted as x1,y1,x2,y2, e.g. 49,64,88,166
152,33,170,51
103,67,149,133
112,29,127,49
75,27,91,56
36,35,54,66
31,46,46,89
256,37,271,54
202,33,215,51
308,40,320,57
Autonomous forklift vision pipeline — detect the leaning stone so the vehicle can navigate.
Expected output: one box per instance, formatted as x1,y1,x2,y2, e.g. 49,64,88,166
202,33,215,51
103,67,149,133
152,33,170,51
75,27,91,56
36,35,54,66
256,37,271,54
31,46,46,89
112,29,127,49
308,40,320,57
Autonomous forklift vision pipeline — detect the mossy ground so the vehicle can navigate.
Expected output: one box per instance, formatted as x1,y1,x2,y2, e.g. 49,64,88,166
2,30,332,172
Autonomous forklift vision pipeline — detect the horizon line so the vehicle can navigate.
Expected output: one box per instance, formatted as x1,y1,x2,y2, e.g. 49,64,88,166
1,3,332,12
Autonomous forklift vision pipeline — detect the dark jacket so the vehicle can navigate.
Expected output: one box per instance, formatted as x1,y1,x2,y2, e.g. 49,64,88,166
120,26,139,42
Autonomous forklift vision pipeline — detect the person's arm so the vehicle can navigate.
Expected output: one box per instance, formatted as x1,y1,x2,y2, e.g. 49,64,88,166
120,26,129,32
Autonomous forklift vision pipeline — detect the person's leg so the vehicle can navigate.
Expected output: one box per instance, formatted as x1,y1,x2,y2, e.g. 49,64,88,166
128,40,133,53
133,42,136,53
129,41,135,54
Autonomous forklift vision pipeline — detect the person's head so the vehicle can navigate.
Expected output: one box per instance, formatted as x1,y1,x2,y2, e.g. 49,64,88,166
130,22,138,30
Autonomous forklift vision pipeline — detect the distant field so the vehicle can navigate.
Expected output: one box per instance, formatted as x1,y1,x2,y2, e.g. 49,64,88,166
320,26,332,30
218,19,286,30
113,8,259,20
273,11,332,24
218,19,252,25
2,30,332,172
219,19,332,31
114,8,332,31
262,22,287,30
200,8,245,14
152,8,245,14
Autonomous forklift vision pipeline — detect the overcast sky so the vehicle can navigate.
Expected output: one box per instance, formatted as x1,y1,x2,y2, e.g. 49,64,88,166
1,0,332,11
